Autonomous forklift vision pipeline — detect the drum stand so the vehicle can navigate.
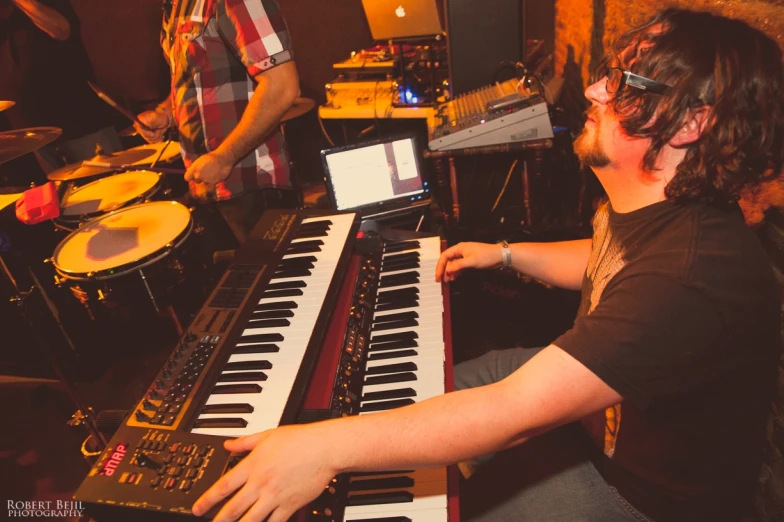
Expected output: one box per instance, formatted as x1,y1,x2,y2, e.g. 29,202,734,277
0,252,108,454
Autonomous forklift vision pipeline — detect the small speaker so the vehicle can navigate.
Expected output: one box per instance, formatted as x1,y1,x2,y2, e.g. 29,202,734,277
444,0,555,96
445,0,523,95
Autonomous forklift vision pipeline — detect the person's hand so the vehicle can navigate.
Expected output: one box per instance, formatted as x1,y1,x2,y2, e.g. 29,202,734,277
192,424,337,522
184,151,233,186
435,242,504,283
135,109,170,143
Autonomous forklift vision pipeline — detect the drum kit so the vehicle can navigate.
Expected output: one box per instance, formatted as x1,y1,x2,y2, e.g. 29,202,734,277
0,121,196,326
1,95,318,322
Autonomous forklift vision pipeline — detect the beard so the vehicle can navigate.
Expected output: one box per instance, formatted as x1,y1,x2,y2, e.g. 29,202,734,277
574,124,611,169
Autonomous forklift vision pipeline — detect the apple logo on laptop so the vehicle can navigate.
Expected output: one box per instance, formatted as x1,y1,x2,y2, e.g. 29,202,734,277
395,5,406,17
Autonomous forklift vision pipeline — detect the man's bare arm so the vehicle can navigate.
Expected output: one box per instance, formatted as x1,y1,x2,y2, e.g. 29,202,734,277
436,239,592,290
12,0,70,41
213,61,300,165
193,345,621,521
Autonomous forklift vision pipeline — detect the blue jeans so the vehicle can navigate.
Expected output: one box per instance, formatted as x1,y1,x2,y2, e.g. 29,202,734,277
454,348,654,522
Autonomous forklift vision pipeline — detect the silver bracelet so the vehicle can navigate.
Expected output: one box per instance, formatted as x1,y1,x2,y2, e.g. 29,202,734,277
500,240,512,268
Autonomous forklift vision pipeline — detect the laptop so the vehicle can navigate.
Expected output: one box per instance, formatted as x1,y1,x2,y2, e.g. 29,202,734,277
321,134,432,220
361,0,443,41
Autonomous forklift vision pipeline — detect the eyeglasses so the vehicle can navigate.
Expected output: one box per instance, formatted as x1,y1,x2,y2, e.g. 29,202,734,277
606,67,672,96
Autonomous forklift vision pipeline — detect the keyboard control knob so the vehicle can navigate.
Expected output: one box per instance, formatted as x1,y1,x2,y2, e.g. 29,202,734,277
185,332,197,343
136,453,163,470
135,410,152,423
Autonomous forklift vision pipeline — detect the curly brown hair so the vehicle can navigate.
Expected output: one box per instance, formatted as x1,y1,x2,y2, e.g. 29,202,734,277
593,9,784,205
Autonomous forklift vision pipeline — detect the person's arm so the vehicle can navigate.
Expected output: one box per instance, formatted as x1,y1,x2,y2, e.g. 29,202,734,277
192,344,621,522
435,239,592,290
11,0,70,40
184,60,300,185
136,93,173,144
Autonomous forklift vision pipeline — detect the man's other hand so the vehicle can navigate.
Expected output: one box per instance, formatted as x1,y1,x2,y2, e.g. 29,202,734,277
192,425,337,522
184,151,233,186
136,109,170,143
435,242,505,283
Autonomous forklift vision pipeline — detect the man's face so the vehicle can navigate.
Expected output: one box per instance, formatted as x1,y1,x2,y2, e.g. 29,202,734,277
574,76,653,174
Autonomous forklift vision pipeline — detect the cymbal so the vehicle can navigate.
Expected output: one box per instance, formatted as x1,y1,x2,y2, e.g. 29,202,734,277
0,101,15,113
47,160,114,182
47,146,163,182
281,97,316,123
0,127,62,165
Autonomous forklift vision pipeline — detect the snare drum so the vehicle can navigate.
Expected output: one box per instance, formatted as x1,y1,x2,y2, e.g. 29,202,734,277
57,170,162,230
51,201,196,314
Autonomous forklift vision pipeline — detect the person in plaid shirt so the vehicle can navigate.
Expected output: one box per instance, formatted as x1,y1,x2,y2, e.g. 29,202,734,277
136,0,300,243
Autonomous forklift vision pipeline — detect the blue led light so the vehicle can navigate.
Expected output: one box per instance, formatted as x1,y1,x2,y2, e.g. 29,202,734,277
423,181,428,186
405,89,413,101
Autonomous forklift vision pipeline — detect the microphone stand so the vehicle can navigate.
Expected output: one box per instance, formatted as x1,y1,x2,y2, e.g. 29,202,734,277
0,252,108,452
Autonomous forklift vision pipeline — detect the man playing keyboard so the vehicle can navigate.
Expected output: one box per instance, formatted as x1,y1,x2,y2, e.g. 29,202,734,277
192,9,783,522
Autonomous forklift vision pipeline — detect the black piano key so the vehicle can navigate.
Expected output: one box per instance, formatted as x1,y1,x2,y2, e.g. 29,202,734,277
364,372,417,385
299,218,332,227
373,311,418,323
276,260,315,271
382,252,420,264
266,280,307,290
233,343,280,354
381,269,420,279
367,349,418,361
288,239,324,248
362,387,417,402
347,476,415,491
240,333,284,343
371,318,419,331
286,245,322,255
346,517,413,522
365,362,418,375
370,331,418,344
346,518,412,522
279,255,317,266
200,403,254,414
193,417,248,429
375,300,419,312
255,301,298,311
361,398,416,412
380,261,420,273
271,269,312,279
211,383,262,394
377,287,419,300
384,240,421,252
245,318,292,328
379,274,419,288
224,360,272,371
368,339,418,352
346,491,414,506
217,371,268,382
250,310,294,319
294,229,330,239
260,289,304,299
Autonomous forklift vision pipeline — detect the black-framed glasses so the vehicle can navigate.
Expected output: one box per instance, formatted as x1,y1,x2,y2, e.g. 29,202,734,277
606,67,672,96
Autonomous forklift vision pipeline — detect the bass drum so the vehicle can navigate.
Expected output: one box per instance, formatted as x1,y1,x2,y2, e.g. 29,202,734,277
56,170,162,231
51,201,202,319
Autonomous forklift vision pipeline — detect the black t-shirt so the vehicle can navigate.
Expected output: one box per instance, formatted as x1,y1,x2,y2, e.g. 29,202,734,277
555,200,780,522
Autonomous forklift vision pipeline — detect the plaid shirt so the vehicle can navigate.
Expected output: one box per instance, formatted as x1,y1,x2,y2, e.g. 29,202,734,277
162,0,292,201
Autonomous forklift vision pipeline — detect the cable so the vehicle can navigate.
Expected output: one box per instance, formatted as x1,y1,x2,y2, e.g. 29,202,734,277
491,159,518,213
317,112,335,147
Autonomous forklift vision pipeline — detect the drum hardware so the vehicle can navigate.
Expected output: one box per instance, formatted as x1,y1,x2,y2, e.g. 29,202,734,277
0,251,108,456
0,127,63,165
